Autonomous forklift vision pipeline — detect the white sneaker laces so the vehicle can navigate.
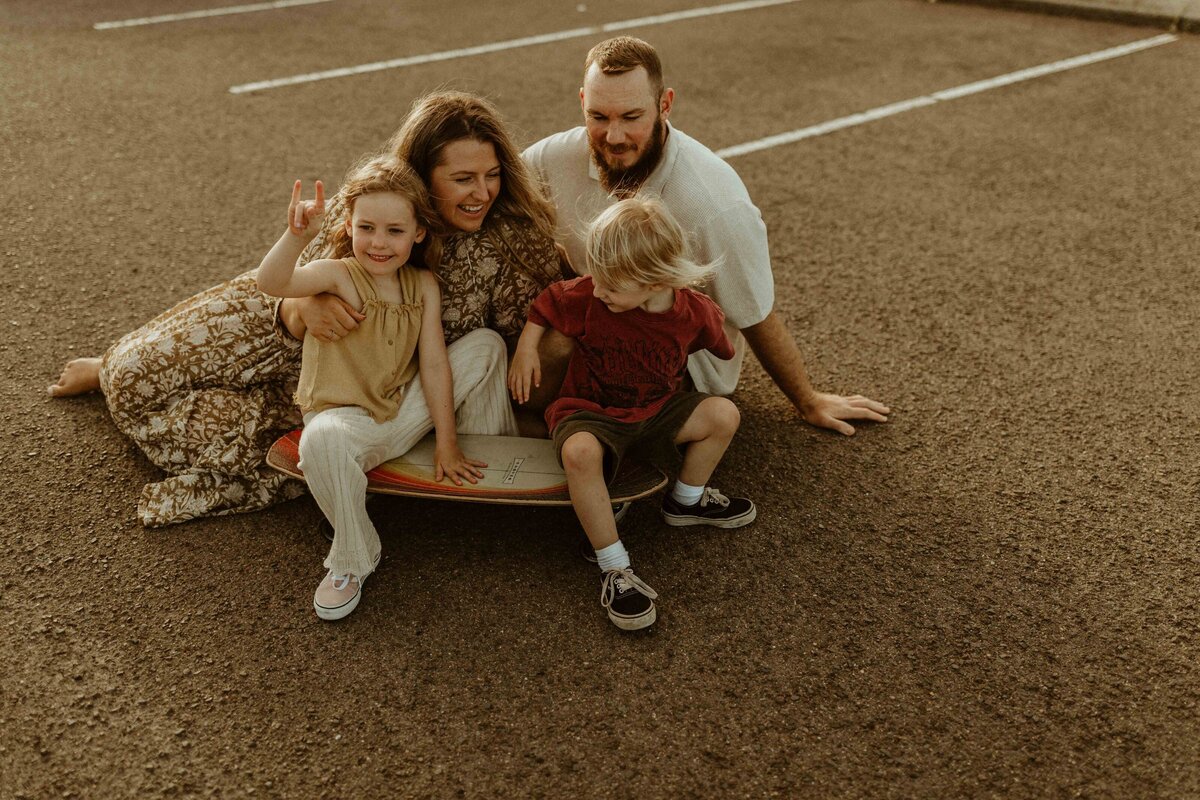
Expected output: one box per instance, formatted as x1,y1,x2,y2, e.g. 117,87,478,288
700,487,729,508
600,568,659,609
329,573,356,591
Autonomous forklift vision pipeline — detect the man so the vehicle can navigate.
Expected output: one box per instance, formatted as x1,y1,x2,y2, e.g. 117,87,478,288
523,36,888,435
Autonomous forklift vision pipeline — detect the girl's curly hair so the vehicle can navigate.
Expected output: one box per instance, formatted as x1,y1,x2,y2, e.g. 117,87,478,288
324,154,445,269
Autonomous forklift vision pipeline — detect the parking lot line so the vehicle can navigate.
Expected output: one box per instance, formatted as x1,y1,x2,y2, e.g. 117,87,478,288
715,33,1178,159
94,0,332,31
227,0,803,94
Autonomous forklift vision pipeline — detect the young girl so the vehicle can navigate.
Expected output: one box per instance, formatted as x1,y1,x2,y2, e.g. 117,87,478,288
508,198,756,632
257,155,516,621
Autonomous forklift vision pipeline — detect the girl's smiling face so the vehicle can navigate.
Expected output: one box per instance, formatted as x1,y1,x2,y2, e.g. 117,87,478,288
345,191,426,275
428,138,501,233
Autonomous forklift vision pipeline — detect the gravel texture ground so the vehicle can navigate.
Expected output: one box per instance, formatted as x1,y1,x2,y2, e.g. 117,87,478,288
2,1,1197,797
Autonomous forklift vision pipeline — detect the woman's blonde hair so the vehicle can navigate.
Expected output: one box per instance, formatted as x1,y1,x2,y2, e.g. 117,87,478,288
586,198,715,290
325,154,445,269
385,91,556,242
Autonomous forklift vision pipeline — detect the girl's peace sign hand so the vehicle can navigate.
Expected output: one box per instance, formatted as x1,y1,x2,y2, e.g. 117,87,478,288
287,179,325,241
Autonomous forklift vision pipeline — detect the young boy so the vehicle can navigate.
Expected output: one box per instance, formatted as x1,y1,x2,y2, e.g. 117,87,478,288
509,198,756,631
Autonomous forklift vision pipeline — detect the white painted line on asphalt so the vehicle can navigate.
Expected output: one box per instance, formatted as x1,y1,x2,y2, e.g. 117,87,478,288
228,0,803,94
716,33,1179,159
94,0,332,31
600,0,800,31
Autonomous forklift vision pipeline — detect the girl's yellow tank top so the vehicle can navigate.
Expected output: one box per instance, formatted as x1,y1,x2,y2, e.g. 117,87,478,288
295,257,424,423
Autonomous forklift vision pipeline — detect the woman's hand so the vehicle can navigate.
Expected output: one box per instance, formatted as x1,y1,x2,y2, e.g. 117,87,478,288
288,179,326,242
291,294,365,342
434,441,487,486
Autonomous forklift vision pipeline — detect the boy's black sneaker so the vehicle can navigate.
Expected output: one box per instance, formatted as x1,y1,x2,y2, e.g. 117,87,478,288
660,487,756,529
600,568,658,631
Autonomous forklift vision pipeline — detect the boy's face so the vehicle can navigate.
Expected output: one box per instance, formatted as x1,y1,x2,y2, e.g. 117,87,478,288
591,277,670,313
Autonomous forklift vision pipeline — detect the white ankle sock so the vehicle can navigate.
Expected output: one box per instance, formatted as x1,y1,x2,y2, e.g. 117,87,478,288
671,480,705,506
595,540,631,572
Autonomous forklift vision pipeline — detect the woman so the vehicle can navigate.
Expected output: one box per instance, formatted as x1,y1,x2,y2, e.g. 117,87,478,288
48,92,565,527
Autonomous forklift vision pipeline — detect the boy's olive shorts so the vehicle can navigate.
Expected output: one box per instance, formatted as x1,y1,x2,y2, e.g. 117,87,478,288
551,391,710,484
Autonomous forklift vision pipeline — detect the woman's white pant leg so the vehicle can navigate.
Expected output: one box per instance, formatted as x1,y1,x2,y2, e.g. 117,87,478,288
448,328,518,437
384,329,518,442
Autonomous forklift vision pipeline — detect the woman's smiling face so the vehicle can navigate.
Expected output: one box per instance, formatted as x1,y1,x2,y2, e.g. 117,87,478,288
428,138,501,233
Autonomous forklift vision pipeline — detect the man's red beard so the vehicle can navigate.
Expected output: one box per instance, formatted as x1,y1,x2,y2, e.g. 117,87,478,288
589,115,667,198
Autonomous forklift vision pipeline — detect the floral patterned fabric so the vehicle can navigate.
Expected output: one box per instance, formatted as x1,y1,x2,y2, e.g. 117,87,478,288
438,215,566,349
100,272,305,527
102,205,560,527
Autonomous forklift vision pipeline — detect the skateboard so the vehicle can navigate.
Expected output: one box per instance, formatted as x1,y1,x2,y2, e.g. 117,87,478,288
266,429,668,505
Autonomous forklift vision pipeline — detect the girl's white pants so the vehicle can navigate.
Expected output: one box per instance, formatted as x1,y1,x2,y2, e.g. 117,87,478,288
297,329,518,578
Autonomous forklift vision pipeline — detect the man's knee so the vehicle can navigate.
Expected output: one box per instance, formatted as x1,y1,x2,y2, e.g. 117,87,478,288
519,329,574,412
538,328,575,366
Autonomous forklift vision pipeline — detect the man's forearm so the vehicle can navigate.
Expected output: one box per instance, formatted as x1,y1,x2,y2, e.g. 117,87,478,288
740,310,816,413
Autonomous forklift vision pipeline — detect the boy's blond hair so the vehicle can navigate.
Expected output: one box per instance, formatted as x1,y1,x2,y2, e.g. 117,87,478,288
585,198,716,290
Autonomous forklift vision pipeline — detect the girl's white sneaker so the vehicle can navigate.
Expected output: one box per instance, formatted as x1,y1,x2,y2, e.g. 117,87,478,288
314,571,365,620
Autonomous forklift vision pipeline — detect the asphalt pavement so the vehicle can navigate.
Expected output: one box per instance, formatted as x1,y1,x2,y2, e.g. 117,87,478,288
2,1,1197,797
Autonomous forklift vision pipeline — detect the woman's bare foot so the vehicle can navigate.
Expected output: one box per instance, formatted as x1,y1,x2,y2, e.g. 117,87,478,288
48,357,102,397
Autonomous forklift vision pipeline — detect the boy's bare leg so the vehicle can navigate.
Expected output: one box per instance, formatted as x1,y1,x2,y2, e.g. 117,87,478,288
674,397,741,487
561,431,619,550
564,431,657,630
48,357,103,397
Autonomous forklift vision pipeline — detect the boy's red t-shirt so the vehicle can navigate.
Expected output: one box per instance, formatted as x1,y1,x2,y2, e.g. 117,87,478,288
528,276,735,432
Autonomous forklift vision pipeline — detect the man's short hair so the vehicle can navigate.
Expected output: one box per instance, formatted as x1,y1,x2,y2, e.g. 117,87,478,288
584,36,665,100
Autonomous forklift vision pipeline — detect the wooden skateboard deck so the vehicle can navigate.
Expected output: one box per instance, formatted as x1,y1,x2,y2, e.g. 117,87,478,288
266,430,667,506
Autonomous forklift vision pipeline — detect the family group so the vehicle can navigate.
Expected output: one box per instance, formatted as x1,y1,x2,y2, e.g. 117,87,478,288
49,37,888,631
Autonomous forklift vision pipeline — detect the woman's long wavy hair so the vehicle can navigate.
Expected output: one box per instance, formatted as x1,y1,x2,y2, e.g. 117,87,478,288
384,91,556,243
324,155,445,270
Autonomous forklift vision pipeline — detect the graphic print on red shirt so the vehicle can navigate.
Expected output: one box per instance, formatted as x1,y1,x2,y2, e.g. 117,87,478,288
528,276,735,432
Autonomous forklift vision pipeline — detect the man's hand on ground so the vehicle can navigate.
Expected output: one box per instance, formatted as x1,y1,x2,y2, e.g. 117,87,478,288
799,392,890,436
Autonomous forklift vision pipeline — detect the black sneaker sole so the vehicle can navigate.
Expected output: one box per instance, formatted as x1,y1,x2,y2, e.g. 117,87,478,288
608,603,656,631
661,504,757,529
